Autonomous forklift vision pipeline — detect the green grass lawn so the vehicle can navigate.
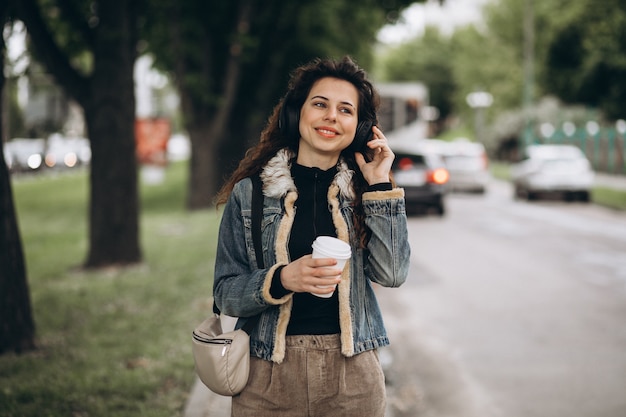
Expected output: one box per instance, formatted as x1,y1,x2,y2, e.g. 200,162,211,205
1,162,219,417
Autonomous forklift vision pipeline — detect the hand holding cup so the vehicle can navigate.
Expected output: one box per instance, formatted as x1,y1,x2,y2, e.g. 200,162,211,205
311,236,351,298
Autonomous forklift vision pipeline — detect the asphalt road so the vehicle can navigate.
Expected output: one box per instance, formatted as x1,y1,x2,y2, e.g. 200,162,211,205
379,178,626,417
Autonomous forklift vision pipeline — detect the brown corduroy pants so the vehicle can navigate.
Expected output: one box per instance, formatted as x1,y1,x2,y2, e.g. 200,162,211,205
231,334,386,417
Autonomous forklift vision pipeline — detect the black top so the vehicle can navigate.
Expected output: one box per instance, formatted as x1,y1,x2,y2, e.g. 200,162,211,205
269,162,393,335
287,163,341,335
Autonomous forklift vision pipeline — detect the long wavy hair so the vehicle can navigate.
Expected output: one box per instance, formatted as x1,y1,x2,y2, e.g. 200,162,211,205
215,56,383,246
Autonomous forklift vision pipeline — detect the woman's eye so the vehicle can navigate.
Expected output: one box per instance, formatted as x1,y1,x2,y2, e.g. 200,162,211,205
313,102,326,108
340,107,354,115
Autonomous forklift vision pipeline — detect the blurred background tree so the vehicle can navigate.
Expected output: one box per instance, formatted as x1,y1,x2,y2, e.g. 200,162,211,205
143,0,418,208
0,0,419,353
542,0,626,120
378,26,456,136
374,0,626,157
1,3,36,355
13,0,142,268
4,0,625,271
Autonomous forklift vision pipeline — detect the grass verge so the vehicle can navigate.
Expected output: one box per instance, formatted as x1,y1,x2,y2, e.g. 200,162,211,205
591,187,626,211
1,162,219,417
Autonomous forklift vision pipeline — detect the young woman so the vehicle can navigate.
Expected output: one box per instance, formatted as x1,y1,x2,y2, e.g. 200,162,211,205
213,56,410,417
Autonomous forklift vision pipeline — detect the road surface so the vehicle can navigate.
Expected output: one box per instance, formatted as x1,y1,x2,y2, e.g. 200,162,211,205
379,178,626,417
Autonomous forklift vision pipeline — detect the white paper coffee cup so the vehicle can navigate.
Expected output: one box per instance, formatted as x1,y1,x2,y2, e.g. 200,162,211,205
311,236,351,298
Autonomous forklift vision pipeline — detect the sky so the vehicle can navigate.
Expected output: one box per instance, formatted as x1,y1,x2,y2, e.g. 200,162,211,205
377,0,491,44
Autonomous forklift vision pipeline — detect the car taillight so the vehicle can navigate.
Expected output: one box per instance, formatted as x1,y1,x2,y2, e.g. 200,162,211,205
398,157,414,171
428,168,449,184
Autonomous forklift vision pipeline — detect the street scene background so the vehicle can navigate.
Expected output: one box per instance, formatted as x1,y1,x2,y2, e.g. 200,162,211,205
3,0,626,416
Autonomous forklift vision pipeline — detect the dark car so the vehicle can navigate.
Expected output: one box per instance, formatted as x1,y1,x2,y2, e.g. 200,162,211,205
389,139,449,216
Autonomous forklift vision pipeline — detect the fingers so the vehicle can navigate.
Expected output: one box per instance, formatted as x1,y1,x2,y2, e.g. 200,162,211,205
368,126,391,152
355,126,394,184
356,126,387,165
281,256,343,293
355,151,366,169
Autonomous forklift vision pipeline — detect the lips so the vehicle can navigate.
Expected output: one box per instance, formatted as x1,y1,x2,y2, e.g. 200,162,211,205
316,127,340,138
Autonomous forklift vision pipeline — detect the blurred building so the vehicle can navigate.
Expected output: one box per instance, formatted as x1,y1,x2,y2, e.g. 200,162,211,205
19,62,71,138
377,82,430,139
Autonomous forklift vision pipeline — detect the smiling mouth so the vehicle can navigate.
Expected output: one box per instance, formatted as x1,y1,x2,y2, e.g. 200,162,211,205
316,128,339,137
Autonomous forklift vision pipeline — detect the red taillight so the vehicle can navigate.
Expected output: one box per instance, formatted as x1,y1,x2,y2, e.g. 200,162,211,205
428,168,449,184
398,157,414,171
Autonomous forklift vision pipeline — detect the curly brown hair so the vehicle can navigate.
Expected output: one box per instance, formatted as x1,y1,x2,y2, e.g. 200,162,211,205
214,56,383,246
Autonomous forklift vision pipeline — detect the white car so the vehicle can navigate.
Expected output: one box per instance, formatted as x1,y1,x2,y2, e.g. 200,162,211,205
441,140,490,194
44,134,91,169
4,138,46,172
511,144,594,202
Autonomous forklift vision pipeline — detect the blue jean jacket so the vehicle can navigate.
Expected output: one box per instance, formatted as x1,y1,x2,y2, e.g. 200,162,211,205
213,149,410,363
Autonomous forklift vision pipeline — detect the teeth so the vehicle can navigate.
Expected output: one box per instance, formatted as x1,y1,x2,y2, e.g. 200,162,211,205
318,129,336,135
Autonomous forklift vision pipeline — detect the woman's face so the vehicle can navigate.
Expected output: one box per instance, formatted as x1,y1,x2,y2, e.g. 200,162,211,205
296,77,359,168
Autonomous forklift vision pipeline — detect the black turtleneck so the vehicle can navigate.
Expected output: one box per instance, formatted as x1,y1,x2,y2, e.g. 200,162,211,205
289,163,338,258
268,163,392,335
279,163,342,335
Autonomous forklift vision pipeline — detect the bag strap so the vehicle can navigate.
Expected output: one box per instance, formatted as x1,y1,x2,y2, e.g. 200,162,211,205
250,173,265,270
213,174,264,335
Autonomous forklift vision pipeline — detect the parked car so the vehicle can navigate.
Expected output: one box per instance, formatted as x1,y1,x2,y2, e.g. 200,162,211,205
389,139,449,216
44,134,91,170
511,144,594,202
4,138,46,173
440,139,490,194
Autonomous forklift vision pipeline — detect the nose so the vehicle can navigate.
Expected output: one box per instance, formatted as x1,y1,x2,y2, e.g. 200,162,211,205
323,107,337,122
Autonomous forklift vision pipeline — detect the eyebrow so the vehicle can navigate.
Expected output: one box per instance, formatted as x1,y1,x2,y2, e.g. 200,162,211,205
311,95,356,109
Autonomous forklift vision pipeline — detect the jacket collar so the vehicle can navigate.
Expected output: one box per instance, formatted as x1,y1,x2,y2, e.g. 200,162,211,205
260,148,356,200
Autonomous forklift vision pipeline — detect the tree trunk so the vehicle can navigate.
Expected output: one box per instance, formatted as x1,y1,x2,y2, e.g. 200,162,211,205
0,27,36,353
15,0,142,268
186,121,222,209
0,156,35,354
84,1,141,267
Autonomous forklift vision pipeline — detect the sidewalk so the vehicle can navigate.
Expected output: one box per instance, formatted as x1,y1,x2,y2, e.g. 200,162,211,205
183,377,230,417
594,172,626,190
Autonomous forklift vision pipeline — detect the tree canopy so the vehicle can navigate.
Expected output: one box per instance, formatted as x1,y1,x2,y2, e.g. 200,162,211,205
543,0,626,120
376,0,626,146
379,26,457,133
143,0,418,208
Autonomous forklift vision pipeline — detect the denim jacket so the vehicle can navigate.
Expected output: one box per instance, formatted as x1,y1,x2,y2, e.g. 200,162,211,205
213,148,410,363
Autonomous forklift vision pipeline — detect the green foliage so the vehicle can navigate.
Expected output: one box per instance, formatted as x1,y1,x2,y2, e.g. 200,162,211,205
1,162,219,416
453,26,519,110
141,0,420,203
543,0,626,119
28,0,96,75
376,0,626,154
380,26,456,120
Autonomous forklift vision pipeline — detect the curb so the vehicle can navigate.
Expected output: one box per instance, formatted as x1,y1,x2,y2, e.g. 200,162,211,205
183,377,231,417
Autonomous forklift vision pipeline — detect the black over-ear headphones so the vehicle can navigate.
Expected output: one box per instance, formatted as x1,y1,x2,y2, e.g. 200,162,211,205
279,91,375,154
